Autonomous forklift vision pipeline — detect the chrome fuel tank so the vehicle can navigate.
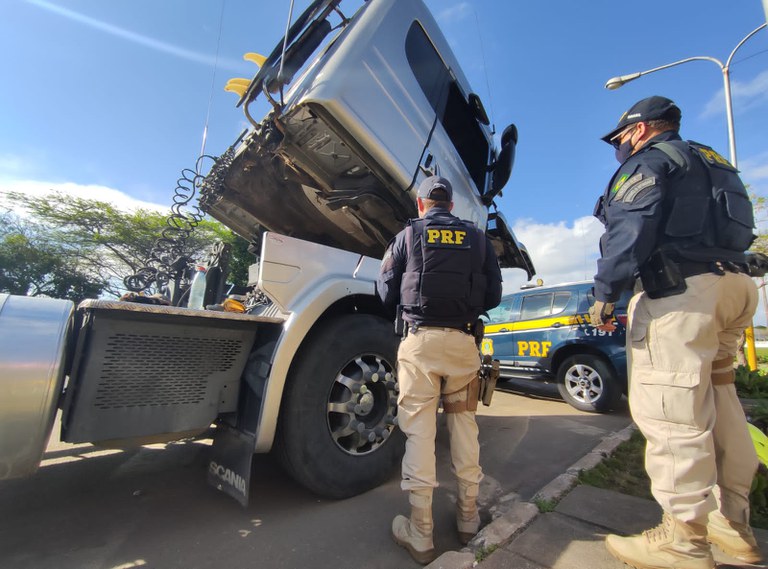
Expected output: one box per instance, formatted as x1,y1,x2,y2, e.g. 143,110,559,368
0,294,74,479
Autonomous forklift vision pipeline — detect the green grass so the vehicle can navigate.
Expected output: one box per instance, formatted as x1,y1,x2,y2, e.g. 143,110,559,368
578,429,768,529
534,498,558,513
578,430,652,501
736,365,768,399
474,545,498,562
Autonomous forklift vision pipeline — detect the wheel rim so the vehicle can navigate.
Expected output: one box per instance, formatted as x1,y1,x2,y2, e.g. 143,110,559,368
563,363,603,404
326,354,398,456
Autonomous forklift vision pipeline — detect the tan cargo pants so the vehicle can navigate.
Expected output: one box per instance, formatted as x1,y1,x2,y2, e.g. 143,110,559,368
396,326,483,491
628,271,758,523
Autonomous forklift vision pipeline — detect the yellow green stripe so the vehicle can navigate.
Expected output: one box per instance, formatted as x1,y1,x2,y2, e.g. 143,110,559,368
485,314,588,334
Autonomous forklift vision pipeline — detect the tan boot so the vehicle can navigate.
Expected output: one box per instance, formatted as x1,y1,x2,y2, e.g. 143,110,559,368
605,513,714,569
456,479,480,545
392,489,437,565
707,510,763,563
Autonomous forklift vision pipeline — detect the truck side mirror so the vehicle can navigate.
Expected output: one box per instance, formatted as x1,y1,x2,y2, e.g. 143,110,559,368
483,123,517,206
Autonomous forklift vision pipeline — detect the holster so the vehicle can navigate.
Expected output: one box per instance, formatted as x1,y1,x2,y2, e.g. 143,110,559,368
394,305,405,337
638,250,687,299
471,318,485,348
443,376,479,413
745,252,768,278
478,354,500,407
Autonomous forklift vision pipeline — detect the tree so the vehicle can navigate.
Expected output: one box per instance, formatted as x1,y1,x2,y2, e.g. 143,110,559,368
752,194,768,255
1,191,253,300
0,212,104,302
736,192,768,366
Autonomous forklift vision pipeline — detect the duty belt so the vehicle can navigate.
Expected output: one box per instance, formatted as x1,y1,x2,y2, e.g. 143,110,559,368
405,323,473,336
677,260,747,278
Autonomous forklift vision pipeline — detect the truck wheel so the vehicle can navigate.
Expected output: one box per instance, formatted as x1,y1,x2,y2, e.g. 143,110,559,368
556,354,621,413
276,314,404,498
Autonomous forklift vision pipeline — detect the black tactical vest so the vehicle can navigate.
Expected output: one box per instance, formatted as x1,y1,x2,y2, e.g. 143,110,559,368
653,140,755,263
399,214,487,328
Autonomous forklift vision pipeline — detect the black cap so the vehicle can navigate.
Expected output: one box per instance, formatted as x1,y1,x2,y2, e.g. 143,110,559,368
601,96,682,143
417,176,453,201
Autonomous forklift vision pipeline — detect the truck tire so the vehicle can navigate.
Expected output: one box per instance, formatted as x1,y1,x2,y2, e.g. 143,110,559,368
276,314,404,498
556,354,622,413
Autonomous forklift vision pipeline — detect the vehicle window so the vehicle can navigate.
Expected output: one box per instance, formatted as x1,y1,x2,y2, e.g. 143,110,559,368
486,298,514,323
405,22,489,193
520,293,553,320
552,292,571,315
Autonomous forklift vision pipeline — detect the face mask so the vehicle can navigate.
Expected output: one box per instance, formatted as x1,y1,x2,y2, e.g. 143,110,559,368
614,138,634,163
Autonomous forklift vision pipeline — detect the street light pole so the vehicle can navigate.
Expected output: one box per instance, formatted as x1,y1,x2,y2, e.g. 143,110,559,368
605,23,766,169
605,23,767,370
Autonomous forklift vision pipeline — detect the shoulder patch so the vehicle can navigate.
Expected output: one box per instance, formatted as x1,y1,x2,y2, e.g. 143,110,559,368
380,244,396,272
694,146,736,171
612,173,630,194
618,177,656,203
612,173,643,202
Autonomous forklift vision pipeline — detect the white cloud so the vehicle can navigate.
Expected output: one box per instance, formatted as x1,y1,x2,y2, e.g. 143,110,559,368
740,150,768,183
24,0,247,73
437,2,473,24
502,215,603,294
702,69,768,118
0,153,34,175
0,179,168,215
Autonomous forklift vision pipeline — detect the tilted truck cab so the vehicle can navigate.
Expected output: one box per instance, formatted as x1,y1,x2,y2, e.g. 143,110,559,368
0,0,535,505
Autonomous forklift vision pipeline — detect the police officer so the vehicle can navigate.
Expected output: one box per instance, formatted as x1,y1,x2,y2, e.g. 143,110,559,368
591,96,761,569
376,175,502,565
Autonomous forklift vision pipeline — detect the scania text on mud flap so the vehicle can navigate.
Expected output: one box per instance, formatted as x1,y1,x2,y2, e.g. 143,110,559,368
0,0,535,504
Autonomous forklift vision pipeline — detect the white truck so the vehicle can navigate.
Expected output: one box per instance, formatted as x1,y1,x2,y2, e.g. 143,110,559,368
0,0,534,505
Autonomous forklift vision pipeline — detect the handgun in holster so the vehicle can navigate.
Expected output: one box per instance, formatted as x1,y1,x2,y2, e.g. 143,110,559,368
745,252,768,278
394,305,405,337
478,355,500,406
638,249,687,299
471,318,485,348
471,319,499,406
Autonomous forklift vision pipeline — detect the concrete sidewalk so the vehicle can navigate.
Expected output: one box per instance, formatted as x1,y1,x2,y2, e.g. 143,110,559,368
426,425,768,569
476,485,767,569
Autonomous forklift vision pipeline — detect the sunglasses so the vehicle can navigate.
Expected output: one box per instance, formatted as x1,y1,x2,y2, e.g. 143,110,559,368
610,126,635,149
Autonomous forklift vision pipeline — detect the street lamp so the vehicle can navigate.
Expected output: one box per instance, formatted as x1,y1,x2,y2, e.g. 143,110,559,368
605,22,767,369
605,22,766,169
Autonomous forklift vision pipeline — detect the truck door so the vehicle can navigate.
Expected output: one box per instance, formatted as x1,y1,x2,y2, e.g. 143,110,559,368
404,20,490,228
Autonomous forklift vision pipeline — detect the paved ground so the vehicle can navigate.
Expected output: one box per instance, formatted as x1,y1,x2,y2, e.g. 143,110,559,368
475,485,768,569
0,389,632,569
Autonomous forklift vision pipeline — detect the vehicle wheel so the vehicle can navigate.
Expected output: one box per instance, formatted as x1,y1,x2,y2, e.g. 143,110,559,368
275,314,405,498
556,354,622,413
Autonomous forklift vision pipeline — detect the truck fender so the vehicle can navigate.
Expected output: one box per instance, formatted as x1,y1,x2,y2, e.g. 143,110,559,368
252,233,385,452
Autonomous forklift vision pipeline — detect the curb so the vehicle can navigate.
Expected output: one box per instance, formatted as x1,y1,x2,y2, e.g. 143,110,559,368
425,423,637,569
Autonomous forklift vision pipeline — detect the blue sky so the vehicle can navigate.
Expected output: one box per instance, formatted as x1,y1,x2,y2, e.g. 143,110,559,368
2,0,767,295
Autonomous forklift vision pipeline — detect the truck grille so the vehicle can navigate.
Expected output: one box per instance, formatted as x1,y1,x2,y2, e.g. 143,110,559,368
93,333,244,409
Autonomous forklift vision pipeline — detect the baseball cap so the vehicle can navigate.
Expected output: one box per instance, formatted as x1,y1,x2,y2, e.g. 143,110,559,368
601,96,682,143
417,176,453,201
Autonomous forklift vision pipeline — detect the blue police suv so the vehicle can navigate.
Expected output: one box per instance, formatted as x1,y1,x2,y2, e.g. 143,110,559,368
481,281,632,413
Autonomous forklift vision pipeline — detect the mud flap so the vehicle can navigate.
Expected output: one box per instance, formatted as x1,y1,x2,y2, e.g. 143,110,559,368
207,425,255,507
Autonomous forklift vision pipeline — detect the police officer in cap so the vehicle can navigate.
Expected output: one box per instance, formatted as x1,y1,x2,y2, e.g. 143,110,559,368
591,96,761,569
376,175,502,564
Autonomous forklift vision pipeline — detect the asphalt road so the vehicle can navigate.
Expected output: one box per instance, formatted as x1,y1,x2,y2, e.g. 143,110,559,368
0,387,630,569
